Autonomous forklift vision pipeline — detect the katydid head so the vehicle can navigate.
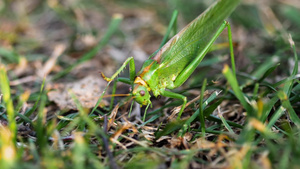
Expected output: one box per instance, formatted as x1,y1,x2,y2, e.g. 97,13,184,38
132,84,151,105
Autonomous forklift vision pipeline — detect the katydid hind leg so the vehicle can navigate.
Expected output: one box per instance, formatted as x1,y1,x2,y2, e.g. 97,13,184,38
161,90,187,119
173,21,229,88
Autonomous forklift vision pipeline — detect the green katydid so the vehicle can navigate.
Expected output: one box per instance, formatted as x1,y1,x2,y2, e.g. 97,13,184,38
99,0,240,120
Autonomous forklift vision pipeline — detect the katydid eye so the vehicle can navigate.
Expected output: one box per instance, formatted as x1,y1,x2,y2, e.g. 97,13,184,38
139,90,145,96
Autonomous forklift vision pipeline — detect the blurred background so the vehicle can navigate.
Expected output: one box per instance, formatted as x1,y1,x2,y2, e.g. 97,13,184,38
0,0,300,103
1,0,299,71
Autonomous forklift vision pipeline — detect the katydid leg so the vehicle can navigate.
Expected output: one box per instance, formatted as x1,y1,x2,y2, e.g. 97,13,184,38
129,58,136,82
173,21,231,88
161,90,187,120
101,57,136,82
102,57,136,110
92,57,136,114
108,56,137,109
110,77,132,110
169,21,235,119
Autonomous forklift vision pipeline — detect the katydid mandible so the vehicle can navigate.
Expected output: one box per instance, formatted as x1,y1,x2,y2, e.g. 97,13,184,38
101,0,240,119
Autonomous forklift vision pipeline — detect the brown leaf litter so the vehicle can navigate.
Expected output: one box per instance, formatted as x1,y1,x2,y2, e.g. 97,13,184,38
47,75,109,110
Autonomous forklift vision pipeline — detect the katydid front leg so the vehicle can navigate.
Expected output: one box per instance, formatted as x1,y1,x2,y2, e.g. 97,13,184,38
101,56,136,82
110,77,132,110
92,57,136,114
101,57,137,110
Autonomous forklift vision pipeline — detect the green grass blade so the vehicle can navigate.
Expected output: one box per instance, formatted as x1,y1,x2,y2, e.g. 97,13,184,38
0,65,16,143
159,10,178,48
240,58,279,89
271,36,300,127
284,35,298,96
261,96,279,123
0,47,20,64
278,90,300,127
24,78,45,118
279,145,291,169
218,111,235,134
138,114,161,128
17,113,33,125
155,119,186,139
222,65,253,116
252,83,259,100
257,63,280,83
199,79,207,137
227,23,236,77
35,94,47,149
267,106,285,129
69,90,105,135
185,90,221,126
207,115,243,128
29,139,40,162
72,133,88,169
